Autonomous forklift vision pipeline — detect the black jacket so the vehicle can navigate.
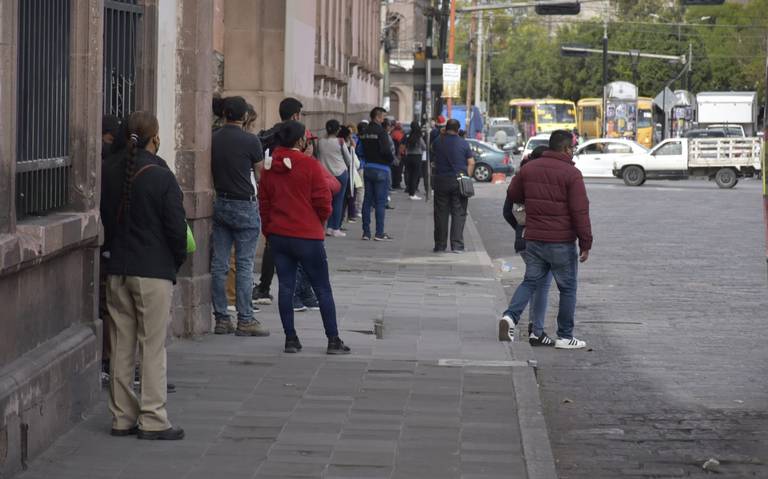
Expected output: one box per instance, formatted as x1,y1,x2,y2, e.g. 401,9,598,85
360,122,395,167
503,195,526,253
101,149,188,283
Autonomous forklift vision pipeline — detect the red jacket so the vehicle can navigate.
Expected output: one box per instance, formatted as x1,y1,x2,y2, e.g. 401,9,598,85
259,147,333,240
507,150,593,251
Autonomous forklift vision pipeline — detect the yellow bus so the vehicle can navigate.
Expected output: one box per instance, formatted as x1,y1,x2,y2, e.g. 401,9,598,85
509,98,577,139
636,97,654,149
577,98,602,140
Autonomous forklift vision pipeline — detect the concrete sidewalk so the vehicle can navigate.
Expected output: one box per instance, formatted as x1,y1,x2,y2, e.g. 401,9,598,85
15,191,555,479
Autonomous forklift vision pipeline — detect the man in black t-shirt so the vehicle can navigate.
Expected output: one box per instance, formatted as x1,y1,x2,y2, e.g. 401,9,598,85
210,96,270,337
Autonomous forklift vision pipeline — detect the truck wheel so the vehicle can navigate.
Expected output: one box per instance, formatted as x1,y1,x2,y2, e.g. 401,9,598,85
622,166,646,187
714,168,738,189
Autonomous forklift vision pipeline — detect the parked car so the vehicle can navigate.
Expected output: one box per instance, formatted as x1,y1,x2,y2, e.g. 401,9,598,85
572,139,648,177
486,122,521,151
521,133,551,161
466,139,515,182
705,124,746,137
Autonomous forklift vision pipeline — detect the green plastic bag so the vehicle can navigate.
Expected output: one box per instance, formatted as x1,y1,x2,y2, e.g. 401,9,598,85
186,223,196,253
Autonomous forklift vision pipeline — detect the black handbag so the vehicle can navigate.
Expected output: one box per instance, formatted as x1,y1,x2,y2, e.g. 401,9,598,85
457,174,475,198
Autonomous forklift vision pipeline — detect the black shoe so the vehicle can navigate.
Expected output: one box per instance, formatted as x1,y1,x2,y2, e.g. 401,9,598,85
167,383,176,393
303,298,320,311
252,288,273,305
137,427,185,440
385,205,395,210
374,234,393,242
433,247,446,253
327,337,351,355
451,249,464,254
110,426,138,437
284,336,303,353
529,331,556,347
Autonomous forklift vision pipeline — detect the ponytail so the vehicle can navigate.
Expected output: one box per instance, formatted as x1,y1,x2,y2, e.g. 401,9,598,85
118,111,159,227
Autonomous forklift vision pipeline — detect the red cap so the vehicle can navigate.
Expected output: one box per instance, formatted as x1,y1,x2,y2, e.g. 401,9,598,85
437,115,446,125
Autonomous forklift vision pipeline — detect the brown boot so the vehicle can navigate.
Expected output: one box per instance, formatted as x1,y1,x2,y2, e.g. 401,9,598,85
235,320,271,337
214,320,235,335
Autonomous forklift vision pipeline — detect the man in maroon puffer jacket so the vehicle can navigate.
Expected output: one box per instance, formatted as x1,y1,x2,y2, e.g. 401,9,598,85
498,130,593,349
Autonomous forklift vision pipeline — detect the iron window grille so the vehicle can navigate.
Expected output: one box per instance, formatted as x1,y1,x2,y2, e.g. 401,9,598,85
103,0,143,119
15,0,72,219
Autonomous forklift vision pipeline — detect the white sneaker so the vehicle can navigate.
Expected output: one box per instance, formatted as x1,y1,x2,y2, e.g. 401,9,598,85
555,337,587,349
409,195,423,200
498,315,514,342
331,229,347,237
325,228,334,237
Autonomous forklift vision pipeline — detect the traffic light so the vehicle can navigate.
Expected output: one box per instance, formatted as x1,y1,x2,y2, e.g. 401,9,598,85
535,2,581,15
681,0,724,4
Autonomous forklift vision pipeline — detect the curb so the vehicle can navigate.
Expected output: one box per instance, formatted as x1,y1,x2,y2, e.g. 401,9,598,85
465,213,559,479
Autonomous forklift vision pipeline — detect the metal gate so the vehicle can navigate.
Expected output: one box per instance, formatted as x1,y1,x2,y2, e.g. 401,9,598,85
15,0,72,219
103,0,143,118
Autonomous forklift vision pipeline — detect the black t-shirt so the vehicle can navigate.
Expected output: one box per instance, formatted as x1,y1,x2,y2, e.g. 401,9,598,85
211,124,264,197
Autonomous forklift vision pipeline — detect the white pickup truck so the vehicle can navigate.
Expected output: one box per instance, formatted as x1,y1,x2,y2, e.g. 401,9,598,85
612,137,762,188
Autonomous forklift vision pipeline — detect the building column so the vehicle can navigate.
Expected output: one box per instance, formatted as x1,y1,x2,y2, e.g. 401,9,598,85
169,0,215,336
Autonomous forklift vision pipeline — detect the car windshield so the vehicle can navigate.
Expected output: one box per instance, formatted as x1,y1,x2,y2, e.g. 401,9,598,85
526,138,549,150
536,103,576,124
489,125,517,136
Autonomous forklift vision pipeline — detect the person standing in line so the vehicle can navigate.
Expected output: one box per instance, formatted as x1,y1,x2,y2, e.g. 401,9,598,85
210,96,270,337
340,125,363,223
360,107,396,241
100,111,186,440
431,119,475,253
404,121,426,200
317,119,350,237
498,130,592,349
501,145,555,347
253,98,318,309
259,121,351,355
390,122,405,190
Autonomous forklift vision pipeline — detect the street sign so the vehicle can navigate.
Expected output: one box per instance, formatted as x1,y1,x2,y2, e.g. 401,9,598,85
442,63,461,99
653,87,676,113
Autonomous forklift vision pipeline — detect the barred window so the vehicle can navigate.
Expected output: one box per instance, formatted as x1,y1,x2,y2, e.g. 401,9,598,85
103,0,143,118
16,0,72,219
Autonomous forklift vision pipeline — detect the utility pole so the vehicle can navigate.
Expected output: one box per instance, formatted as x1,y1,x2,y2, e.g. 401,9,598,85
602,17,608,137
465,0,477,129
475,11,484,115
763,34,768,280
447,0,456,118
425,0,435,201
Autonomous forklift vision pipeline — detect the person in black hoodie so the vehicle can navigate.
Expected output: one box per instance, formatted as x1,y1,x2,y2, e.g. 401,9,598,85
360,107,396,241
501,145,554,347
100,111,187,441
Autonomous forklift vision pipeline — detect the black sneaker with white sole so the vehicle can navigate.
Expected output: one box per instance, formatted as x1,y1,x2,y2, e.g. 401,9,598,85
529,331,555,347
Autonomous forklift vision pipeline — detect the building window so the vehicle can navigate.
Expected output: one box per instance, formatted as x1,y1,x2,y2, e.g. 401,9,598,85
16,0,72,219
104,0,144,118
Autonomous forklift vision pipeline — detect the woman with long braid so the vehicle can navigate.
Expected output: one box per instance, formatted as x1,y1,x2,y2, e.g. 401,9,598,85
100,111,187,440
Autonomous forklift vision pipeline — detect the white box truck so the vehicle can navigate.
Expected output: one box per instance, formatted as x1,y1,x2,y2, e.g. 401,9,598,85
696,92,758,136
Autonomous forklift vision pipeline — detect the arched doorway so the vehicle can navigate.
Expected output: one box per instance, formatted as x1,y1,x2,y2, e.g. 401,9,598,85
390,91,400,121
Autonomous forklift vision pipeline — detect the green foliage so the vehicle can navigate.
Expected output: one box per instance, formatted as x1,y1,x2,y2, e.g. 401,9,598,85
474,0,767,116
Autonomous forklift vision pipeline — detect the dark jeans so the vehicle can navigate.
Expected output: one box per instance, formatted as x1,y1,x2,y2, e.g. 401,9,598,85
328,171,349,230
433,175,468,251
211,198,260,323
505,241,579,339
504,250,553,336
257,239,315,304
405,154,423,196
362,167,390,237
391,160,403,188
269,234,338,338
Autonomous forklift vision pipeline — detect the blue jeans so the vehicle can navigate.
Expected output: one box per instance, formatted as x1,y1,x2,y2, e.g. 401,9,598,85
504,241,578,339
211,198,260,324
328,171,349,230
269,234,338,338
504,251,553,336
362,167,389,237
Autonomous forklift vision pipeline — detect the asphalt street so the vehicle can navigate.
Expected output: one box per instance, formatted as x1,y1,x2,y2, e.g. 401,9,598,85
469,177,768,479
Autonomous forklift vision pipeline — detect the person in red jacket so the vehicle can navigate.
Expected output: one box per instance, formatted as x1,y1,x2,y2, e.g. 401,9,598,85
259,121,350,355
498,130,593,350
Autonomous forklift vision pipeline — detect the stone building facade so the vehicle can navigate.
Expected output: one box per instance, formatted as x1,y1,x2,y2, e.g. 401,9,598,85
0,0,381,476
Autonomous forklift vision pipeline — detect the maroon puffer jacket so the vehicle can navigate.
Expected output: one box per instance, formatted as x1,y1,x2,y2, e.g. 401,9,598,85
507,150,593,251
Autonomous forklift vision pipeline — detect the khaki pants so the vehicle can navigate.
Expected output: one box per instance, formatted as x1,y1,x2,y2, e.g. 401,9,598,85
106,275,172,431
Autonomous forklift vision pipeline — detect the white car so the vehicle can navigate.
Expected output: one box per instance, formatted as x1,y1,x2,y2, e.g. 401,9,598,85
573,138,648,177
521,134,551,160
